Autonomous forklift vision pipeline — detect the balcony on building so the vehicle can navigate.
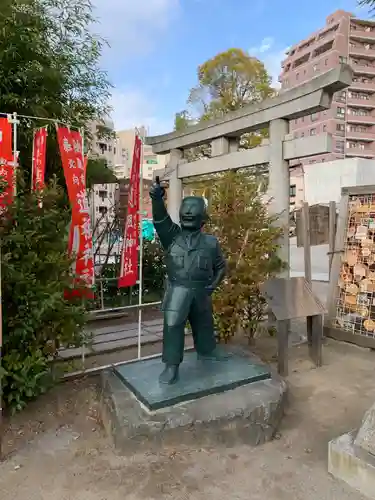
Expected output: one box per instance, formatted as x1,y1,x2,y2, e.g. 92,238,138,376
349,41,375,59
350,21,375,42
346,125,375,142
350,76,375,92
292,52,310,70
312,40,334,60
316,22,339,43
347,90,375,108
346,107,375,124
346,140,375,157
351,60,375,77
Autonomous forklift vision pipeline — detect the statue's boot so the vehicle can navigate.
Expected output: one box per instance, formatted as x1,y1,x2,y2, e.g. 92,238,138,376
198,347,229,362
159,364,179,385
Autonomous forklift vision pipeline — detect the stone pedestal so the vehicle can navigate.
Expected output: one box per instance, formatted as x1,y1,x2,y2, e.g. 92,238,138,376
100,347,287,454
328,402,375,499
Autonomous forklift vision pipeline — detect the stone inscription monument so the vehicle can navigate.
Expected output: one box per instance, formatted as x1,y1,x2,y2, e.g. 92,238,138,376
329,401,375,499
149,178,227,385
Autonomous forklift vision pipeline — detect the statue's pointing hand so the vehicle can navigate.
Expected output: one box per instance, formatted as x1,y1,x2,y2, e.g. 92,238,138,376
149,176,165,200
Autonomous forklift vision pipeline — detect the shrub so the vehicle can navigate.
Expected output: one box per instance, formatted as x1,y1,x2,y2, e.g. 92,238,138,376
207,170,285,342
0,179,87,413
91,238,166,309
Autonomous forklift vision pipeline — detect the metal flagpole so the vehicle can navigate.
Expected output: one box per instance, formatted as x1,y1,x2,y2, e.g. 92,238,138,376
10,112,18,196
80,127,86,369
31,128,36,191
0,242,2,460
137,128,144,360
1,112,18,455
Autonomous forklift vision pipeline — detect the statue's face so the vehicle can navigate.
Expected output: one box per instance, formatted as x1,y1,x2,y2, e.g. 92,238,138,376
179,196,206,230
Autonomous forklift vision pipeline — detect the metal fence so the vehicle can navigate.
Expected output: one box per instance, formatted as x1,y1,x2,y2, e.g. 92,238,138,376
57,275,168,376
87,276,163,314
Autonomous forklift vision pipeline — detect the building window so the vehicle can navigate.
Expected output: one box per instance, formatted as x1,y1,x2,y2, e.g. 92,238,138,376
290,185,296,197
98,206,108,215
310,128,316,136
335,140,345,153
347,141,365,150
313,64,319,72
323,124,327,132
325,58,328,66
336,106,345,118
337,123,345,131
339,56,347,64
301,132,305,137
311,113,318,122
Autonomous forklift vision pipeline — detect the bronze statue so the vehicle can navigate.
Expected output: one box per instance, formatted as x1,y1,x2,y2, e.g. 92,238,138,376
150,178,227,385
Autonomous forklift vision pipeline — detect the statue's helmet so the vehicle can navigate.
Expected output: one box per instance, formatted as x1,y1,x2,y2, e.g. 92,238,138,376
179,196,207,230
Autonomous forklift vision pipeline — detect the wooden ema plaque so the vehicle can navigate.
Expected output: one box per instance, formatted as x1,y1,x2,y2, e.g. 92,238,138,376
335,195,375,337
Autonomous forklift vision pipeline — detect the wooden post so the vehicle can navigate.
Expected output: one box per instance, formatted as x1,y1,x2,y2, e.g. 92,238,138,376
301,202,313,346
301,202,312,284
277,319,289,376
328,201,336,280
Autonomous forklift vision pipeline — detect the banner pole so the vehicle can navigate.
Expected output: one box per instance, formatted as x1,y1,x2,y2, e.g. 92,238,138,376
0,242,3,460
12,112,18,196
31,129,35,191
137,129,144,360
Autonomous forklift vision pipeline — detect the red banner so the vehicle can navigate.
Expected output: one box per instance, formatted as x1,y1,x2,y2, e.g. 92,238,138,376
0,117,15,212
56,126,95,297
31,127,47,191
118,135,141,288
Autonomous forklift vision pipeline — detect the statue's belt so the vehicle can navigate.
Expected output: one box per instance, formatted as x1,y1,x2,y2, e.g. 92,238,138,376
167,278,211,289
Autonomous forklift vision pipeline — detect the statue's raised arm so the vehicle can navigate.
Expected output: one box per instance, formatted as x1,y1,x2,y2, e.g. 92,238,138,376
149,178,180,249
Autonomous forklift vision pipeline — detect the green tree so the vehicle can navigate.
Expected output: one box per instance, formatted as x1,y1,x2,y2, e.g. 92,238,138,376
0,0,111,183
359,0,375,9
207,171,284,342
0,177,88,413
190,48,274,117
176,48,275,152
86,158,118,189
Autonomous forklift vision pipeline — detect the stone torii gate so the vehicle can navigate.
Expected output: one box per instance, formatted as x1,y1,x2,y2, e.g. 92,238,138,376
146,64,353,275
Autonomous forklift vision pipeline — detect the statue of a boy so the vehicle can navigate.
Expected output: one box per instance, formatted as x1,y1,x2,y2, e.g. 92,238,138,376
150,180,227,385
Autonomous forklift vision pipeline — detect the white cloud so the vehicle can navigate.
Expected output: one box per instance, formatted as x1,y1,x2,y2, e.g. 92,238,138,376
258,37,274,53
92,0,180,63
110,88,173,135
92,0,179,136
249,37,288,88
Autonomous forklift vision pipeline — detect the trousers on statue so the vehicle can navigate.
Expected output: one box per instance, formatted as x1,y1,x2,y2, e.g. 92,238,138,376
161,285,216,366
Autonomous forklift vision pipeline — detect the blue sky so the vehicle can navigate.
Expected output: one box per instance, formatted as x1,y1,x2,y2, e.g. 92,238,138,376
93,0,370,135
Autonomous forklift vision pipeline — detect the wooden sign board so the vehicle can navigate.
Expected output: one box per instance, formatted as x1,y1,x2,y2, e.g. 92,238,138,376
260,277,326,321
296,204,336,247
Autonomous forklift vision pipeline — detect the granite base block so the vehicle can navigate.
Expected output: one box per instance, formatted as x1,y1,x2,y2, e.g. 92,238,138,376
329,431,375,499
99,350,287,454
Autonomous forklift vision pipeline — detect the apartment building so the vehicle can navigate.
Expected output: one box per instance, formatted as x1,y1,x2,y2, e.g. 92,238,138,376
279,9,375,165
114,127,168,180
87,182,120,265
87,116,116,168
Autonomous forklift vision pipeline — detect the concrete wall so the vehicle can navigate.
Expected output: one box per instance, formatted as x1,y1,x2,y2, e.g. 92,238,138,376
304,157,375,204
